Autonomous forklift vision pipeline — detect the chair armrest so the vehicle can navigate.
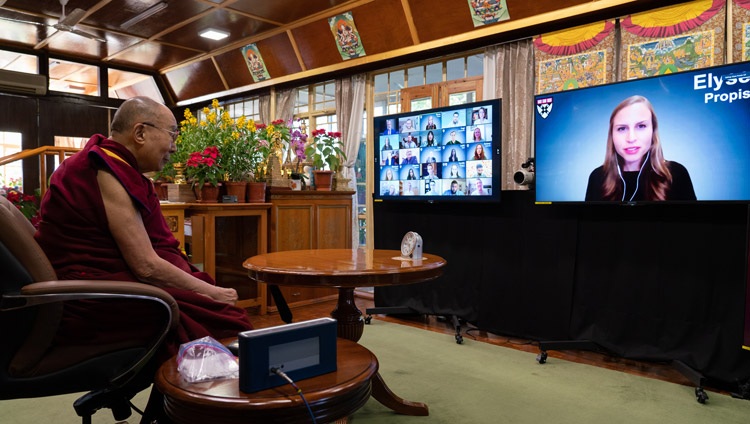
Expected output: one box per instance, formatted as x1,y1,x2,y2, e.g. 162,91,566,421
5,280,179,330
4,280,180,387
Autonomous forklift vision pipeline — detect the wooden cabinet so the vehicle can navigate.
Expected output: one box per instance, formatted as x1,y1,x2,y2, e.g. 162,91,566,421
160,203,185,248
268,189,354,310
183,203,270,314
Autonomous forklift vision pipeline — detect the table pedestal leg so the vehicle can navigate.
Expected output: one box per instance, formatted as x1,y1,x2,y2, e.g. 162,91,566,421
331,287,364,342
371,372,429,415
330,288,429,417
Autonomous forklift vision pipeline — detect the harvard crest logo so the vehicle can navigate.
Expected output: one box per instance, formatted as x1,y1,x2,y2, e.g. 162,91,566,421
536,97,553,119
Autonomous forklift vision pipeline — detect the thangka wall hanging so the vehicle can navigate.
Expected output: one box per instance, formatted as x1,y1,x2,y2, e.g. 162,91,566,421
533,21,616,94
329,12,365,60
241,44,271,82
620,0,726,80
467,0,510,27
732,0,750,61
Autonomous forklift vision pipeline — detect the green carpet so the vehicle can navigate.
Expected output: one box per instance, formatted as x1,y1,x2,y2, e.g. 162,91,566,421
2,319,750,423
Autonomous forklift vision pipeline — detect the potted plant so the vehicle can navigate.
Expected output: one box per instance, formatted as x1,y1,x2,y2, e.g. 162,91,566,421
305,129,346,191
220,115,257,202
185,146,223,202
288,128,309,190
1,183,40,228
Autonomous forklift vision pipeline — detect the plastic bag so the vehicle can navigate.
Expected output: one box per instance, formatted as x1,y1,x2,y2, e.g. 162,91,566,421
176,336,239,383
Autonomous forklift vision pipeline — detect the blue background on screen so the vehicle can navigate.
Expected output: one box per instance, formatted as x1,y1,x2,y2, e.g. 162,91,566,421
535,61,750,202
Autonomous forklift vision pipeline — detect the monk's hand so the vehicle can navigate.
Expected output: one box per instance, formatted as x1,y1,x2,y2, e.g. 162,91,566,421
209,286,239,305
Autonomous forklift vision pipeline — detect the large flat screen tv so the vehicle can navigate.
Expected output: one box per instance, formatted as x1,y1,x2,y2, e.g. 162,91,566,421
373,99,501,203
534,60,750,204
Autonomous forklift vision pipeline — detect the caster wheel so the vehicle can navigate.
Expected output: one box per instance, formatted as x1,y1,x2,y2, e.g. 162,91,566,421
536,351,548,364
455,334,463,344
365,315,372,324
695,387,708,404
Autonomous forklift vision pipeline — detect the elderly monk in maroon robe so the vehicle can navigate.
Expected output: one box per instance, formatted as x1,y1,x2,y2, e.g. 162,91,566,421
34,96,252,360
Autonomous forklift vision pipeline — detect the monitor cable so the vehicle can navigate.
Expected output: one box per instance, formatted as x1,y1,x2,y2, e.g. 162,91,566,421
270,367,317,424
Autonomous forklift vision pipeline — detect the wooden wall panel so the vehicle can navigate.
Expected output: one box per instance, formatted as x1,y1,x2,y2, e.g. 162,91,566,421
407,0,598,43
256,33,304,77
165,59,226,102
0,96,38,147
215,50,255,89
291,20,344,70
39,100,109,143
350,0,414,54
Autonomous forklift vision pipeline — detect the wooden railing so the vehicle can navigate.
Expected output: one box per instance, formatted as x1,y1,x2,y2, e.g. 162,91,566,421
0,146,80,197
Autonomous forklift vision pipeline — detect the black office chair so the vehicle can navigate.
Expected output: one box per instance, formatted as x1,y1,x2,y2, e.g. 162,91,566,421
0,194,179,423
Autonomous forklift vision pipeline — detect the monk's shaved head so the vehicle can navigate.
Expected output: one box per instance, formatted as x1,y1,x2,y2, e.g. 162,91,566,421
111,96,167,135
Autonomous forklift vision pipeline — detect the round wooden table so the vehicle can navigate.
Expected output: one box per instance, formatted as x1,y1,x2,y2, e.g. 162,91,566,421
243,248,447,416
243,248,446,341
155,338,377,424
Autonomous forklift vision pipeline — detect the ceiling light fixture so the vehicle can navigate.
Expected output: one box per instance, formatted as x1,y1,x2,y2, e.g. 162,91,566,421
120,1,168,29
199,29,230,41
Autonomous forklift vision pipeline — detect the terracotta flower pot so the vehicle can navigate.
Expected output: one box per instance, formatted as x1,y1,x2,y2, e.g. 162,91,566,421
248,181,267,203
224,181,247,203
313,170,334,191
194,183,221,203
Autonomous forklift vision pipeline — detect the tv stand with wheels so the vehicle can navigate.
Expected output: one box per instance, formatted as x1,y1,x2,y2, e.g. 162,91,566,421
536,340,709,403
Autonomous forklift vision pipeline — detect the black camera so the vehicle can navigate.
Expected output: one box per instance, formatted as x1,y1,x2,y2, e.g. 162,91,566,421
513,158,535,186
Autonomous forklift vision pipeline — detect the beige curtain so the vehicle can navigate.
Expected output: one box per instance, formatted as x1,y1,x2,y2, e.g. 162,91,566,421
335,73,366,248
274,88,296,122
259,93,271,124
484,39,534,190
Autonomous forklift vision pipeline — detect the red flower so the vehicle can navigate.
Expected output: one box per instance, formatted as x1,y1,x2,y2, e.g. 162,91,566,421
204,146,219,159
6,190,20,203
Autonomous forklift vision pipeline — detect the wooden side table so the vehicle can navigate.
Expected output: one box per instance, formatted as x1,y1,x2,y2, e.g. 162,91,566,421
155,338,377,424
243,248,447,416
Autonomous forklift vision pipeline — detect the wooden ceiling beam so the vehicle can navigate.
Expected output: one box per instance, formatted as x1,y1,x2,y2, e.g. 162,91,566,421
160,0,375,75
400,0,420,45
177,0,643,106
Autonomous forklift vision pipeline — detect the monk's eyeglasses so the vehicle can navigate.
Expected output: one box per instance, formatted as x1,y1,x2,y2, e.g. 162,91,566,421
141,122,179,141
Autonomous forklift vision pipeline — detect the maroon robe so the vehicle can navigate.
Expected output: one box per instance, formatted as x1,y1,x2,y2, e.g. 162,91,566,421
35,134,252,360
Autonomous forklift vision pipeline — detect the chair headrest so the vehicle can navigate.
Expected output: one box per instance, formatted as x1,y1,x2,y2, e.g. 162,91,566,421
0,195,57,282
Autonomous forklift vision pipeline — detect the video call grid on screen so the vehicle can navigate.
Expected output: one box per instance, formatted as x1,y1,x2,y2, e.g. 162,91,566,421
534,60,750,204
374,100,501,202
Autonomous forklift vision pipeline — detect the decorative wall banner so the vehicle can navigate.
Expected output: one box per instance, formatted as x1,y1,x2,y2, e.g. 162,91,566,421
329,12,365,60
732,0,750,62
624,31,714,79
467,0,510,27
241,44,271,82
620,0,725,80
533,21,616,94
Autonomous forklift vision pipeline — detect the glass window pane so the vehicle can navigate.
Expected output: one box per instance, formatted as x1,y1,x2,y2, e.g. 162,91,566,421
373,94,388,117
467,53,483,77
107,68,163,102
374,73,388,93
446,58,464,81
49,59,99,96
389,70,404,92
0,50,38,74
425,62,442,85
296,87,309,114
410,98,432,111
407,66,423,87
313,82,335,111
449,92,475,105
0,131,22,188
